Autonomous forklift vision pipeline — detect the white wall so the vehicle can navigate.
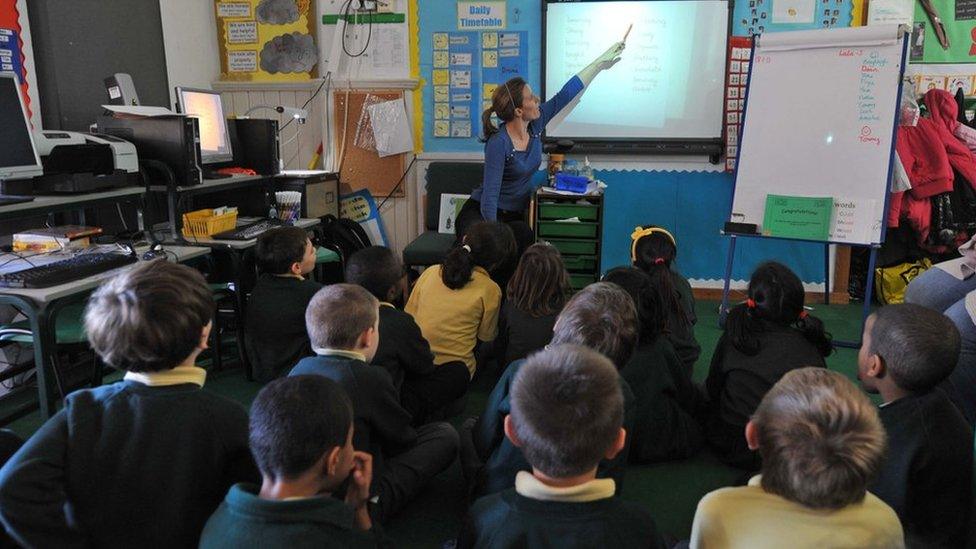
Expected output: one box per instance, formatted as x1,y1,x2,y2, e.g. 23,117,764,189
158,0,220,107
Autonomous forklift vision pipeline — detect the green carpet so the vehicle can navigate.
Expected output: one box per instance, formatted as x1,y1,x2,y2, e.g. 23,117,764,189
2,299,871,547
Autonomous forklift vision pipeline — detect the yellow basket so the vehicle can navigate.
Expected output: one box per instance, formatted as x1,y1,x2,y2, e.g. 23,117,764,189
181,208,238,238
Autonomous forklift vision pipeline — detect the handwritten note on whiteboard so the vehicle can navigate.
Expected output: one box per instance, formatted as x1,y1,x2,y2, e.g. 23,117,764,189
730,26,905,245
828,197,881,243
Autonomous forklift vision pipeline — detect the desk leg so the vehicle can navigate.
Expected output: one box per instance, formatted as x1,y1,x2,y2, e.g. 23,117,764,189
719,235,737,327
824,244,831,305
31,306,57,419
167,189,180,241
228,250,253,380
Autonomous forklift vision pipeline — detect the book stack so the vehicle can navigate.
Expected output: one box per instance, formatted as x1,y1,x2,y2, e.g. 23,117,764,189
13,226,103,252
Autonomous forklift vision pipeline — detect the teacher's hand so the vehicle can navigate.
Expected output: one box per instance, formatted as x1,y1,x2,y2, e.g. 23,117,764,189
595,41,625,70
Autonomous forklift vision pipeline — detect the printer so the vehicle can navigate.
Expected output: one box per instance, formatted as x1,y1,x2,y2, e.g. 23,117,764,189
0,130,140,195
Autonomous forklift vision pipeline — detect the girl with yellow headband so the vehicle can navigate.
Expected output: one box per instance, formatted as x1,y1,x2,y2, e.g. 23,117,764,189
630,225,700,376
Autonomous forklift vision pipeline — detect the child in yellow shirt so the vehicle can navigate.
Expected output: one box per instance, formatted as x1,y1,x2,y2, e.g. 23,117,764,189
406,222,516,377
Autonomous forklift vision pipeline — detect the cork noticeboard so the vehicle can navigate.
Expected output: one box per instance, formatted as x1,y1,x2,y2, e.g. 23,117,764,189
333,90,406,198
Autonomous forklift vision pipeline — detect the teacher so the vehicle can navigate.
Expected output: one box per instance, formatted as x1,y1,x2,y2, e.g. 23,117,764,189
454,41,627,251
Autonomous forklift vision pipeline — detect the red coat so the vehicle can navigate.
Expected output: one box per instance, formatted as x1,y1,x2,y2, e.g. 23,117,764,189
890,90,976,242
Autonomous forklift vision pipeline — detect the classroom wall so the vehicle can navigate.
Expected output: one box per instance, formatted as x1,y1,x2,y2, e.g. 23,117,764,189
159,3,419,256
159,0,221,109
414,0,828,288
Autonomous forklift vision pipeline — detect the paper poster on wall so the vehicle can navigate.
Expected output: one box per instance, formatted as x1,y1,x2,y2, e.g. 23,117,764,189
913,0,976,62
481,30,528,114
319,0,410,80
215,0,317,82
732,0,852,35
432,31,480,138
438,193,470,233
0,28,22,77
724,36,752,172
339,189,389,246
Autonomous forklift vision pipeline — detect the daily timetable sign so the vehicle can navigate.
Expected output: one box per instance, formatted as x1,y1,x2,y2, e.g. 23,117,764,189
458,1,506,30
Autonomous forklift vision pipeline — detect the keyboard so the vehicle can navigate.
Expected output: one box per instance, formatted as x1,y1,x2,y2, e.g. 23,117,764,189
212,219,285,241
0,253,138,288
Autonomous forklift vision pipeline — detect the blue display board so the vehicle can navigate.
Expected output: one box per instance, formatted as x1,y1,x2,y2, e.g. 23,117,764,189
599,169,825,283
419,1,541,152
731,0,853,36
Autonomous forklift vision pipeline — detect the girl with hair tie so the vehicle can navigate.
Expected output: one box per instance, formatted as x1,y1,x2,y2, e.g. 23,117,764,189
454,41,627,255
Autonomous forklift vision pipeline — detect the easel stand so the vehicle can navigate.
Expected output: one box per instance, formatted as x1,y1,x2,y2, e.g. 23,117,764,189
718,233,879,348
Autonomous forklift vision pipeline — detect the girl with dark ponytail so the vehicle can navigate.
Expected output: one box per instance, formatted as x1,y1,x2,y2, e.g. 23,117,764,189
704,261,833,470
405,222,516,377
631,225,701,374
603,266,704,462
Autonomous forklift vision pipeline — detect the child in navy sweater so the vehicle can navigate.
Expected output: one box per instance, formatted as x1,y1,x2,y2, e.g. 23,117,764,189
704,261,832,470
496,243,571,368
631,225,700,374
858,303,973,547
246,226,322,382
201,376,384,548
345,246,469,425
469,282,638,497
290,284,459,523
458,345,666,549
604,267,704,462
0,261,256,547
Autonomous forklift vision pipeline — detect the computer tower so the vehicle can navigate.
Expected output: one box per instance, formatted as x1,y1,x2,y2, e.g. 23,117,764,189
229,118,280,176
95,116,202,186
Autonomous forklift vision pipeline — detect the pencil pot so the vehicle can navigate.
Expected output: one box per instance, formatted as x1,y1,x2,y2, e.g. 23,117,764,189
275,191,302,225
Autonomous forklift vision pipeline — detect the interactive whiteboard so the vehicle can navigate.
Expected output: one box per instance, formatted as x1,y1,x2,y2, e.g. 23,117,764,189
730,25,908,245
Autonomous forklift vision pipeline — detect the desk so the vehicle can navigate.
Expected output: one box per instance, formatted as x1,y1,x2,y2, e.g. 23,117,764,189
0,187,145,223
0,245,210,419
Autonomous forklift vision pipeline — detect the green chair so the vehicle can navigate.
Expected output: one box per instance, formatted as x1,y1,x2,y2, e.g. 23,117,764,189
402,162,484,268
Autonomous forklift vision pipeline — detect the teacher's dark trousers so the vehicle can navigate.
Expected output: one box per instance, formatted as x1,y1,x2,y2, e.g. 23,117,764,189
454,198,535,287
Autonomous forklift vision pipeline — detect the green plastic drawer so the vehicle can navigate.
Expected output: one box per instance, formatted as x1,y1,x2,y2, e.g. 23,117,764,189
537,221,599,239
537,202,599,221
562,255,597,272
547,239,598,256
570,273,597,289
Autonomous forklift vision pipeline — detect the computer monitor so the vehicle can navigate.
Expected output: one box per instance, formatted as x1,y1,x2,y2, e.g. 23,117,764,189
0,73,43,181
175,87,234,164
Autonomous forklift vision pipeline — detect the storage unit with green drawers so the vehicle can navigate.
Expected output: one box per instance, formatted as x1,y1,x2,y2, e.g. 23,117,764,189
534,189,604,291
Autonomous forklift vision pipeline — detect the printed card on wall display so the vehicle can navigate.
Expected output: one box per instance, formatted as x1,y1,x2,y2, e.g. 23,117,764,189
725,36,753,172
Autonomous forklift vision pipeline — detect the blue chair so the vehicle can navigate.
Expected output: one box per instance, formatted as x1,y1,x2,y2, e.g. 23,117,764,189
402,162,484,268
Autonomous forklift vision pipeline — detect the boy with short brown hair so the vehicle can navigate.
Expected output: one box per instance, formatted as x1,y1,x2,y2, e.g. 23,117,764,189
246,226,321,381
469,282,639,497
858,303,973,547
290,284,459,523
458,345,666,549
690,368,903,549
0,261,256,547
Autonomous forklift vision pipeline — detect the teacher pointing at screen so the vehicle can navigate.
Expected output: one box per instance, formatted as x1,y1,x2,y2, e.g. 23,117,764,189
454,40,627,251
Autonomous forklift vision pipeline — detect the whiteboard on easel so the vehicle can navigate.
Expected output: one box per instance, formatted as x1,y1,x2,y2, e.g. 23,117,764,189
730,25,908,245
318,0,410,81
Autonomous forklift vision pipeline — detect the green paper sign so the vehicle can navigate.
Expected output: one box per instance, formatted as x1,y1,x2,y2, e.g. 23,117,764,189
763,195,833,241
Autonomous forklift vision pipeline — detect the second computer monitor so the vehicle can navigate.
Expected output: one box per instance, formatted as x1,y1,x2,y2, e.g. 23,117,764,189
0,73,43,181
175,87,233,165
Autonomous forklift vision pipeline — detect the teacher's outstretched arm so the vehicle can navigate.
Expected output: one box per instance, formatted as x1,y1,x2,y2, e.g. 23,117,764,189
538,41,625,128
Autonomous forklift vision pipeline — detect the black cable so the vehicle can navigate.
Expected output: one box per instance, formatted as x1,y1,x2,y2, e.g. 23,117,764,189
375,156,418,212
341,0,373,58
279,72,332,134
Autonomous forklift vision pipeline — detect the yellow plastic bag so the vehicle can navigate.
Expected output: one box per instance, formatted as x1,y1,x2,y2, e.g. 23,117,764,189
874,258,933,305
